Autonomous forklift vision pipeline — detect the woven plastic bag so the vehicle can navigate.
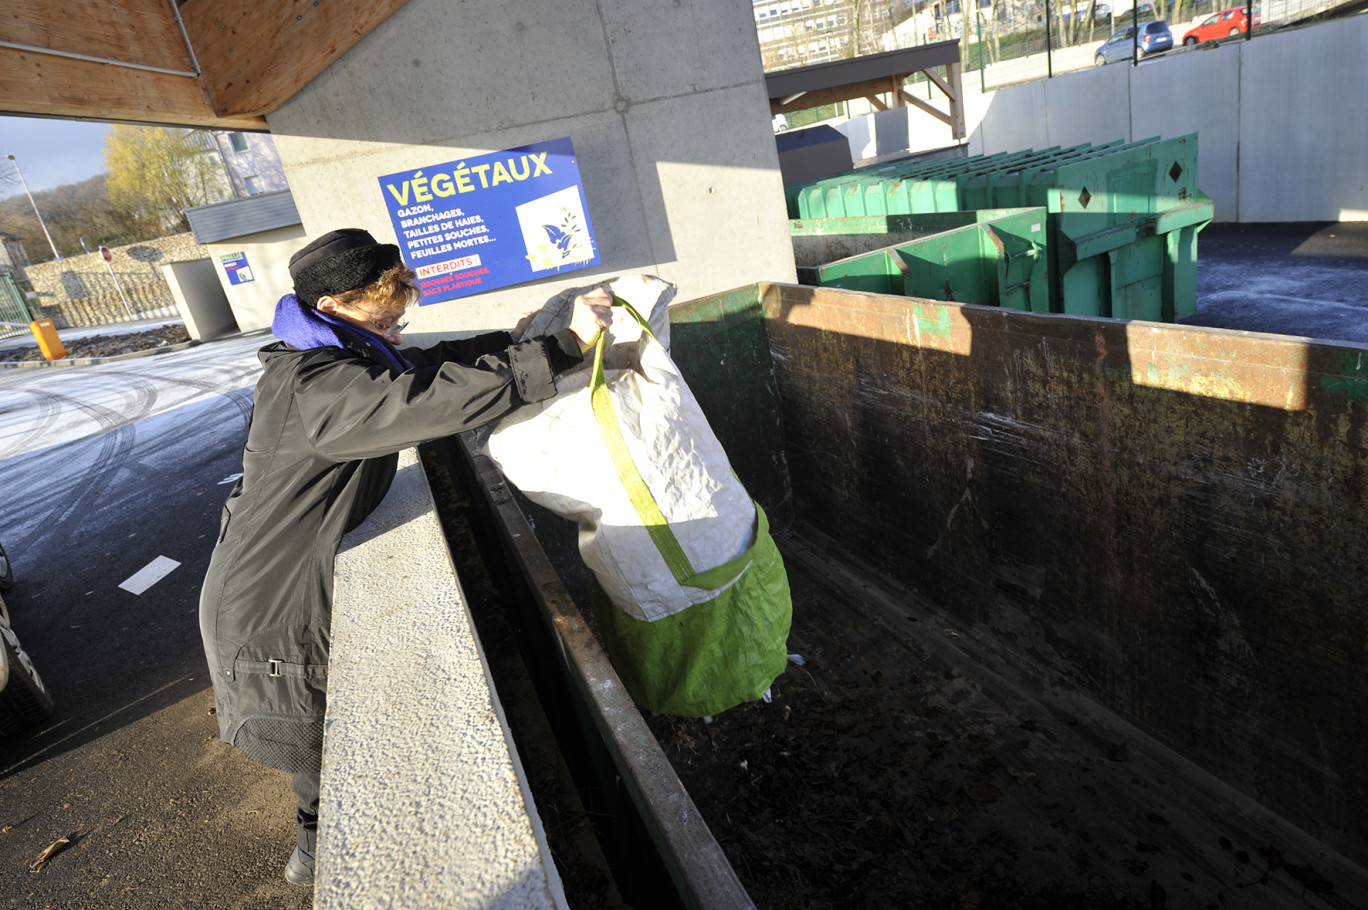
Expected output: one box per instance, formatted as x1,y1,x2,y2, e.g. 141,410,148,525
485,275,792,716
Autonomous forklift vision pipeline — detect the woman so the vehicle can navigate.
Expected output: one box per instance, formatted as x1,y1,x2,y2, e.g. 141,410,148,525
198,228,610,886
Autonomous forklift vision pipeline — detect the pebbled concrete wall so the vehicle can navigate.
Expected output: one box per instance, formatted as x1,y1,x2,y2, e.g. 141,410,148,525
322,450,566,909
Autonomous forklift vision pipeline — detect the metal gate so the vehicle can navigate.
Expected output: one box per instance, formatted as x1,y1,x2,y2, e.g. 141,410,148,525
0,273,33,340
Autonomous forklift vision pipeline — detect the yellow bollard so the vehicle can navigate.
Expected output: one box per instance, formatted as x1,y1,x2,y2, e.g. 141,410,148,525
29,319,66,361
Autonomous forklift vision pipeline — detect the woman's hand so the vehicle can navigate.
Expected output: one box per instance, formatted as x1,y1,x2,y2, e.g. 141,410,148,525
567,288,614,352
510,307,540,343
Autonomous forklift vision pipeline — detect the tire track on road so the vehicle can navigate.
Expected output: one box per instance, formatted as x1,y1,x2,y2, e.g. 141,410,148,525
5,374,155,566
0,388,63,460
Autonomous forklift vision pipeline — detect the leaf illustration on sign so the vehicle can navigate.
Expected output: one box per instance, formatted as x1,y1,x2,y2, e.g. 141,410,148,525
518,188,594,273
542,208,583,259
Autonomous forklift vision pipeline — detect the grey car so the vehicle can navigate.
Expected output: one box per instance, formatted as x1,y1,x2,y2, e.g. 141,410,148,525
1094,20,1174,65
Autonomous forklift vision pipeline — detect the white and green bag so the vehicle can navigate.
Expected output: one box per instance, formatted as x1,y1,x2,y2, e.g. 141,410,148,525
485,275,792,716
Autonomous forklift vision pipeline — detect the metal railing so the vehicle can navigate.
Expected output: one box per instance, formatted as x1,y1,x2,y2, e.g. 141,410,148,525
888,0,1358,89
0,273,33,341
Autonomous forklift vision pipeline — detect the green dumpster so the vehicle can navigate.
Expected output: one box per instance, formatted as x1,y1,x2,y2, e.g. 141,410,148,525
790,208,1048,312
1048,135,1212,321
785,134,1214,324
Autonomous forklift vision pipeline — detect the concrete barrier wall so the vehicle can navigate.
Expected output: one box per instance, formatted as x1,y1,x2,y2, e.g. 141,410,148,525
321,450,565,909
968,17,1368,222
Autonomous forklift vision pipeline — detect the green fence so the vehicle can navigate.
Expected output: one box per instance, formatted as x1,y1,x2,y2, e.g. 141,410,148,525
0,272,34,341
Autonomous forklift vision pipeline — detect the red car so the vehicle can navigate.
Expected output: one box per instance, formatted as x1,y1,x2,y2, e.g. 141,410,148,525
1182,5,1260,44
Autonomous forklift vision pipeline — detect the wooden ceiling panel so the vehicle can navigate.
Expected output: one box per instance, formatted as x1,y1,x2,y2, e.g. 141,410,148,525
0,48,266,129
2,0,194,71
0,0,410,127
181,0,411,118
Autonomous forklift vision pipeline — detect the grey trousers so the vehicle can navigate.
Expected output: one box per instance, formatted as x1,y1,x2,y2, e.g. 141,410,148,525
292,770,321,856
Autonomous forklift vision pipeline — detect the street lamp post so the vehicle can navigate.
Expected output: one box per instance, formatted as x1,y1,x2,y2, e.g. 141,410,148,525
5,154,61,260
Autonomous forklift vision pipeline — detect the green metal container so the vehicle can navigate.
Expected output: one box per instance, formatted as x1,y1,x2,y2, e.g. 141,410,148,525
786,134,1213,323
1047,135,1212,321
790,208,1048,312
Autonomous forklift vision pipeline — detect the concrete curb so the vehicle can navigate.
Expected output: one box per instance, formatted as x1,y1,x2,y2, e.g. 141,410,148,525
0,339,202,369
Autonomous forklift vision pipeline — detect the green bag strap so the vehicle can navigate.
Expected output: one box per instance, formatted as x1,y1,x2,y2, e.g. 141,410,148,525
590,294,761,591
678,503,767,591
591,296,695,584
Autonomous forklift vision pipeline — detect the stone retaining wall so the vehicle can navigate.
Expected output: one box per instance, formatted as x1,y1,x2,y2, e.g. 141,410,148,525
25,233,208,328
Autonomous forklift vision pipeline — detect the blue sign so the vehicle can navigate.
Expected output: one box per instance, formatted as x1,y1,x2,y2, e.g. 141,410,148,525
220,251,254,285
378,136,600,304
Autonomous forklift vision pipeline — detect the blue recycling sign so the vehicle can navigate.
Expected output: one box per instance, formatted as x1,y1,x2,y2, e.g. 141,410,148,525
378,136,600,304
220,251,254,285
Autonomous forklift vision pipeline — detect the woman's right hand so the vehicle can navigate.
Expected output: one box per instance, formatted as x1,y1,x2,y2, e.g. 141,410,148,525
567,288,614,352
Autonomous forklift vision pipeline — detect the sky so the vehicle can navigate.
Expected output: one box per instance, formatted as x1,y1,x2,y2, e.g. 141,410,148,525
0,116,112,196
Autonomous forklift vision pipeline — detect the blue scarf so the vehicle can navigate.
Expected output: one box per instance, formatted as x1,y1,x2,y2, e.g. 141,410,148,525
272,293,409,373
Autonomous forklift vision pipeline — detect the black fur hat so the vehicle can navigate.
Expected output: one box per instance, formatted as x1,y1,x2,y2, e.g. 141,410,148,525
289,228,403,307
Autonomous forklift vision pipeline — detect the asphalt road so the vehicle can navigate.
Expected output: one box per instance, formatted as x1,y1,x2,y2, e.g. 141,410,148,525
0,334,314,909
1186,221,1368,345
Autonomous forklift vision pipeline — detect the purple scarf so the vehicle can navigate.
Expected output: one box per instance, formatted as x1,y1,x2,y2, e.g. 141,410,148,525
272,293,408,373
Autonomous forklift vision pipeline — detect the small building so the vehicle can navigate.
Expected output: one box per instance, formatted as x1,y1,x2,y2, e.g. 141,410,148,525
177,189,305,339
210,130,289,198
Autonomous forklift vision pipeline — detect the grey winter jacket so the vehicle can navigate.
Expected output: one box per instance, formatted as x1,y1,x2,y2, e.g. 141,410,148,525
199,327,583,772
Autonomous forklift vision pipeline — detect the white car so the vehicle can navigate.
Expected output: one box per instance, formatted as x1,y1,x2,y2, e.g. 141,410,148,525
0,547,55,735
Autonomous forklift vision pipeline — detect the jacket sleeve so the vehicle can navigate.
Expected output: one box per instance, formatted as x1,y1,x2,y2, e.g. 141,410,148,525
403,330,515,370
292,332,583,461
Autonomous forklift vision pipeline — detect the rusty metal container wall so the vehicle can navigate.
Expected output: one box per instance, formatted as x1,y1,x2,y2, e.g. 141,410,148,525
721,283,1366,867
668,287,795,530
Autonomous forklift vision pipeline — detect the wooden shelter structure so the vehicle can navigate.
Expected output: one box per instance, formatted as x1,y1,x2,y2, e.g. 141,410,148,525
766,40,966,141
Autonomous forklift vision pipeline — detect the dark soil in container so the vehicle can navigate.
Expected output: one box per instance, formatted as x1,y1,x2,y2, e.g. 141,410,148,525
641,531,1343,910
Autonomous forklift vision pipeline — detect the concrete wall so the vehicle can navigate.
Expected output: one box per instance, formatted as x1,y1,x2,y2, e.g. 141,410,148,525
966,17,1368,222
161,259,236,341
203,225,308,333
821,17,1365,224
267,0,796,343
322,450,565,909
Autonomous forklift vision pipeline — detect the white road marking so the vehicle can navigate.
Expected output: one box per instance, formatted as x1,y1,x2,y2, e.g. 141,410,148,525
119,555,181,595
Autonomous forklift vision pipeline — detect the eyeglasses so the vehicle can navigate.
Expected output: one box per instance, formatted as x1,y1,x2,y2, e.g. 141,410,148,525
370,318,408,338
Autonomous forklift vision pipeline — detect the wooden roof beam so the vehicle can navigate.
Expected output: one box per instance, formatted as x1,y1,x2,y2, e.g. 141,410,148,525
0,47,267,130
